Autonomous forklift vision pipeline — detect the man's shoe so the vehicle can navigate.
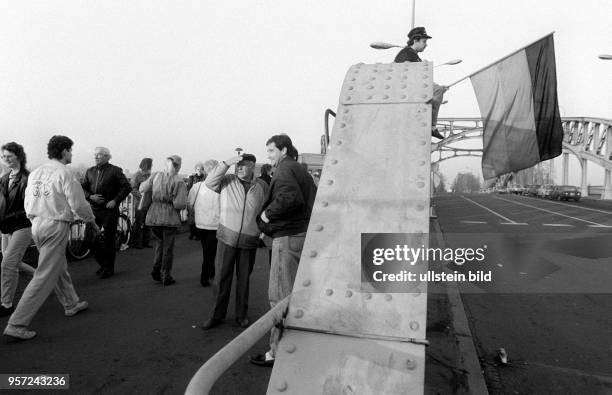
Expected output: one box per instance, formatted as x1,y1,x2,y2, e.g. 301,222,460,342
95,268,104,276
65,301,88,317
249,353,274,367
162,278,176,286
200,280,211,287
151,271,162,282
100,271,114,279
0,305,14,317
3,325,37,340
236,318,250,328
431,128,444,139
200,318,223,330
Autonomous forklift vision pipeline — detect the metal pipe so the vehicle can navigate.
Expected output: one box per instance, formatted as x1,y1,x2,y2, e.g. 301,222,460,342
185,297,290,395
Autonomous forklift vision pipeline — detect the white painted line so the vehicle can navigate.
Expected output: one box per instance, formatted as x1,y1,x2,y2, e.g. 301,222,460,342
461,196,522,224
587,224,612,228
542,223,574,227
520,195,612,215
496,197,611,227
500,222,528,225
460,220,488,224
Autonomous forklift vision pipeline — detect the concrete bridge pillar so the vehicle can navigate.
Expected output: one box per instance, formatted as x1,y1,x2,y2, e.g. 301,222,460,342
549,159,555,184
580,158,588,196
602,169,612,200
562,153,569,185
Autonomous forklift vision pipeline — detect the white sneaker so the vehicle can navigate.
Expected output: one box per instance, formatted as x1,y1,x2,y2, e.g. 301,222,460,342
65,301,88,317
3,325,37,340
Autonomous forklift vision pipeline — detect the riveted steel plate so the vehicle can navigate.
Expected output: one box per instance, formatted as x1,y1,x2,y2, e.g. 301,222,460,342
286,99,431,340
267,330,425,395
340,62,433,105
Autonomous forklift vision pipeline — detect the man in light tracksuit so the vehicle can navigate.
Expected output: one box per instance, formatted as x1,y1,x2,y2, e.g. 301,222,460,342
200,154,268,330
3,135,100,340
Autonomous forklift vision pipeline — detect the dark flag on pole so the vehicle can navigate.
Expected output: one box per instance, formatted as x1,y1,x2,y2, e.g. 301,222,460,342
470,33,564,180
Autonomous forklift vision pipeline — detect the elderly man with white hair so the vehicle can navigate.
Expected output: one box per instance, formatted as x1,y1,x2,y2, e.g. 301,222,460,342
81,146,131,279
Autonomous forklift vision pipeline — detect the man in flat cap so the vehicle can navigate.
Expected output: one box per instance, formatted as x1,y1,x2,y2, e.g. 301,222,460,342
395,27,447,140
201,153,268,330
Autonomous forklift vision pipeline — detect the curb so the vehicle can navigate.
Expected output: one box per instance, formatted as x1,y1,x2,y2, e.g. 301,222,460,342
431,210,490,395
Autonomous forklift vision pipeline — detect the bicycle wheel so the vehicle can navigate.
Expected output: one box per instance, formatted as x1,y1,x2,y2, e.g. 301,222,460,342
67,220,91,260
116,214,131,251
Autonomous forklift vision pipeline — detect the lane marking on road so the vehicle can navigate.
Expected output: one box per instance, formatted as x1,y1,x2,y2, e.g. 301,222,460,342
460,220,488,224
520,195,612,215
542,224,574,227
461,196,523,224
500,222,528,225
496,197,612,227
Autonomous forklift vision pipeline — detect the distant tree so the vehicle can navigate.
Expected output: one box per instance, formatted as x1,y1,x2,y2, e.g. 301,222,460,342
452,172,481,194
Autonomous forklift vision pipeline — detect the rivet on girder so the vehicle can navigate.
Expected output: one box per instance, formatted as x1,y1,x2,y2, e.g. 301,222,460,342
384,85,390,89
348,86,354,91
385,76,392,80
315,224,324,231
421,123,427,127
421,94,428,99
370,76,376,81
367,96,372,100
284,344,296,353
327,179,334,185
343,108,349,114
331,159,338,165
383,95,389,99
353,69,359,74
321,201,329,207
406,359,417,370
309,251,318,257
423,75,428,79
416,205,425,211
294,309,304,318
346,290,353,298
418,160,426,166
364,293,372,300
417,182,425,188
401,95,407,99
402,75,408,80
302,279,311,287
373,69,378,73
350,78,356,82
410,321,420,331
340,123,347,128
368,85,374,90
325,289,333,296
419,141,427,146
276,381,288,392
423,84,429,88
346,96,352,101
401,84,407,89
385,294,392,301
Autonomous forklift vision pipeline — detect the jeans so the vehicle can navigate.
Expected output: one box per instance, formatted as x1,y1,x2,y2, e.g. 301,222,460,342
210,241,256,321
1,228,35,307
151,226,177,280
196,228,217,284
269,232,305,357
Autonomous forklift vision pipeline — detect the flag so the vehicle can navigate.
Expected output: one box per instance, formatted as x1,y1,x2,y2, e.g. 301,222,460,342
470,34,563,180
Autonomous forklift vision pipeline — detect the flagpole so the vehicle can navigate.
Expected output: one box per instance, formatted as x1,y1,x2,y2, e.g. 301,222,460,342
446,31,555,88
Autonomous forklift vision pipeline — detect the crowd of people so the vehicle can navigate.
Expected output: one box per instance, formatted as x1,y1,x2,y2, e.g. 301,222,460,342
0,133,316,369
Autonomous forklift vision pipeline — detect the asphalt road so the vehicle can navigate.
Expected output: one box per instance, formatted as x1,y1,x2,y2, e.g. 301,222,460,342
0,230,466,395
433,193,612,394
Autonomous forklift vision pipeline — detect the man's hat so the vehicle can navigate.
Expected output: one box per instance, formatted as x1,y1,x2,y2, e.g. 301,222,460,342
167,155,182,167
238,153,256,164
408,27,432,40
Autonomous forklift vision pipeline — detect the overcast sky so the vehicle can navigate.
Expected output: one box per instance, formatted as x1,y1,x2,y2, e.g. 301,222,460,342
1,0,611,184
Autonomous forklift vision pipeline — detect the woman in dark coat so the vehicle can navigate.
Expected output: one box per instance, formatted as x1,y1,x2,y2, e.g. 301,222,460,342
0,142,35,316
